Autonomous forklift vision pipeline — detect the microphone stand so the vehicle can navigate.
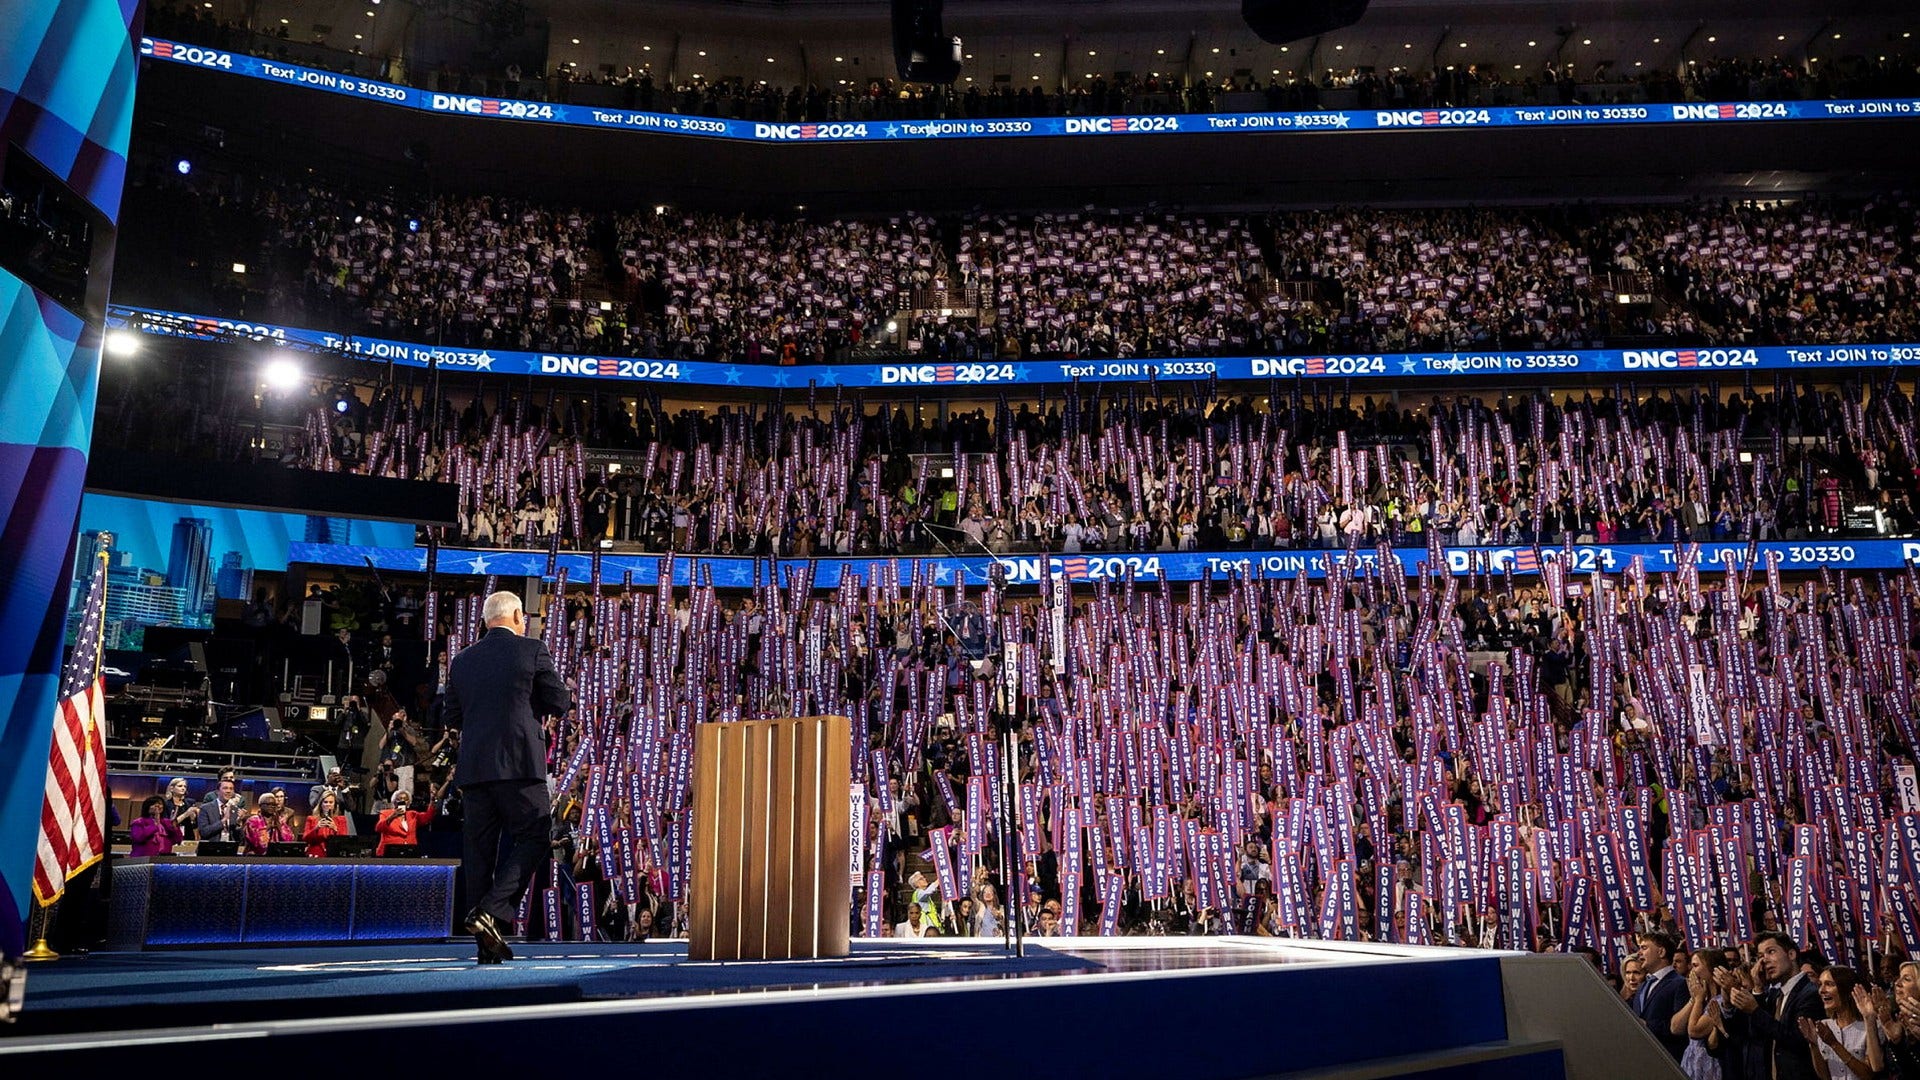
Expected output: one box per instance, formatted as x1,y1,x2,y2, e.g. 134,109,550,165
920,522,1025,958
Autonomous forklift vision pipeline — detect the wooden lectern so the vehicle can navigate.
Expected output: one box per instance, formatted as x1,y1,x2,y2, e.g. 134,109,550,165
689,714,851,960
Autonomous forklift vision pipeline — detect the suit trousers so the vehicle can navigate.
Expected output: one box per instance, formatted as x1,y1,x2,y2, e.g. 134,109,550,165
461,778,552,924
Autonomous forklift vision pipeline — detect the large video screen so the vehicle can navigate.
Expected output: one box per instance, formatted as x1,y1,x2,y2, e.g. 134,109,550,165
72,492,414,649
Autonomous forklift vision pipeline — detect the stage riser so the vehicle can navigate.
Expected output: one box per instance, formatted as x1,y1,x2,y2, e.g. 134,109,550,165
10,955,1512,1077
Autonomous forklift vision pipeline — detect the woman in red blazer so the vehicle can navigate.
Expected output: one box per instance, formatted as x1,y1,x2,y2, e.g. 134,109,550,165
373,779,445,854
303,789,350,857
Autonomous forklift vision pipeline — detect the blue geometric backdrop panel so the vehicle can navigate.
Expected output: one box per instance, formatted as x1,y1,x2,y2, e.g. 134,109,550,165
0,0,140,958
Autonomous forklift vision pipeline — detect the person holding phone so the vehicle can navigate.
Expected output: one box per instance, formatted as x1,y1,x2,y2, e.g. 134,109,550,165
373,781,444,855
303,789,350,857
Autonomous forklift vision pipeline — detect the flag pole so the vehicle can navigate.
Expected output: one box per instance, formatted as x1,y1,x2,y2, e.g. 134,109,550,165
22,899,58,961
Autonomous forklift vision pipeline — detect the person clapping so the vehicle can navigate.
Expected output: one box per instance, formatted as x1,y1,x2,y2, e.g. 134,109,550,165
130,795,184,856
242,790,297,854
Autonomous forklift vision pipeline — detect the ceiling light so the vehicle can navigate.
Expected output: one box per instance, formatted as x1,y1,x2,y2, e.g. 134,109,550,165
1033,52,1041,57
1156,49,1165,55
571,37,580,44
1527,40,1536,47
1581,38,1592,46
835,56,843,62
1458,42,1468,48
1211,47,1220,53
1088,50,1096,56
354,33,362,40
1335,44,1344,50
1281,46,1289,52
1832,33,1841,39
1706,36,1716,43
1777,35,1786,41
767,57,775,63
698,50,707,56
1653,37,1662,44
232,262,247,274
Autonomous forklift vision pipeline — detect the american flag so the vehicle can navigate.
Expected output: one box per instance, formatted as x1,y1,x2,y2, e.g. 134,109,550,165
33,550,110,903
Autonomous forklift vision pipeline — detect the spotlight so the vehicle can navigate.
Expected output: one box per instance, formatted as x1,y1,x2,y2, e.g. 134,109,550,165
885,319,899,334
176,159,192,175
334,398,352,415
106,330,139,357
232,262,247,274
263,354,302,391
408,219,419,232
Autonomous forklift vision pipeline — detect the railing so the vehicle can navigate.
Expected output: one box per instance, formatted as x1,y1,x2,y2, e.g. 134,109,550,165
107,740,323,783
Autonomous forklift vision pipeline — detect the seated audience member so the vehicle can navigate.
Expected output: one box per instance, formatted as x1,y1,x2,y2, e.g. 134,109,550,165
130,795,185,856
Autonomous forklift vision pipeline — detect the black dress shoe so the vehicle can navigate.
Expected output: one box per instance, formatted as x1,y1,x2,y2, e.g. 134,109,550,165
465,910,514,963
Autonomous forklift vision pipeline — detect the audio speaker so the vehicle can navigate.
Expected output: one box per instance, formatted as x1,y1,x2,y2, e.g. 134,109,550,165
891,0,963,83
1241,0,1371,45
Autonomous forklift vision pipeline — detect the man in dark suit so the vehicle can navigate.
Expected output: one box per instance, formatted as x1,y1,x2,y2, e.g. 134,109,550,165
1727,931,1824,1080
443,591,571,964
1632,930,1689,1060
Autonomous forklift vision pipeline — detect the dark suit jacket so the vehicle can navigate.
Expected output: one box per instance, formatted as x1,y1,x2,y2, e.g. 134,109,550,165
444,627,570,788
1740,975,1824,1080
1637,967,1689,1060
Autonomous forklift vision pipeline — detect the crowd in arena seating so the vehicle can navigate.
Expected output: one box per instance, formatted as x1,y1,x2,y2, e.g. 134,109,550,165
114,163,1920,365
100,350,1920,559
1583,199,1920,346
1265,208,1610,353
960,213,1278,359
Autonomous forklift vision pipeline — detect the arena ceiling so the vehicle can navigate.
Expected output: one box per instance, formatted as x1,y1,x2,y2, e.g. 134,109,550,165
199,0,1918,93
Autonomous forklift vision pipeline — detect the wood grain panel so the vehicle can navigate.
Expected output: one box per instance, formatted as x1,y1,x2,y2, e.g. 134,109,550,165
816,714,852,956
767,718,798,959
688,724,721,960
739,722,773,960
689,716,852,960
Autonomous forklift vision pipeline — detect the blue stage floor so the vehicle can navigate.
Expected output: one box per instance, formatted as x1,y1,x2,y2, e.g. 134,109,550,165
21,939,1106,1018
2,939,1642,1077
